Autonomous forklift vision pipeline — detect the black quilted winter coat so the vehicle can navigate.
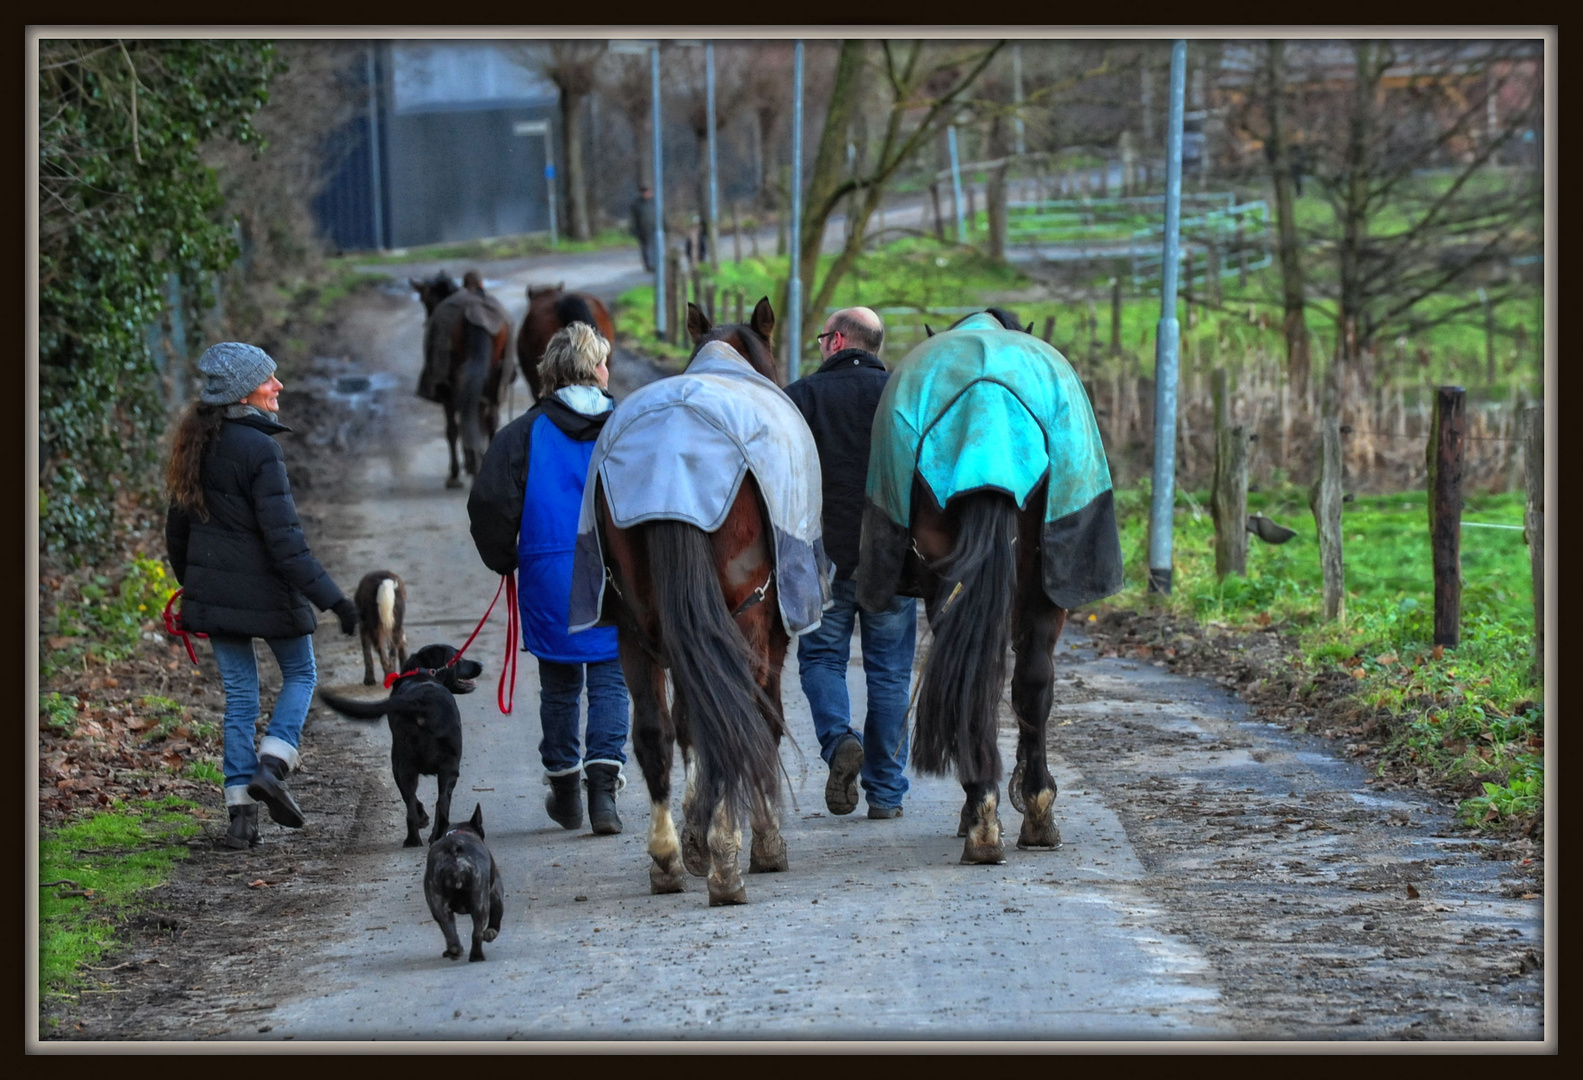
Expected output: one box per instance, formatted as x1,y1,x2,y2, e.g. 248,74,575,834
165,411,346,640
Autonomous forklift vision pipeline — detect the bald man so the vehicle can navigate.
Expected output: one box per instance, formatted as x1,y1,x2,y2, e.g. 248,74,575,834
784,307,917,820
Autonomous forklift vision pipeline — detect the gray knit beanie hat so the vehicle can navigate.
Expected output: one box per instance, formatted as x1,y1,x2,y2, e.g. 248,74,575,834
198,342,277,406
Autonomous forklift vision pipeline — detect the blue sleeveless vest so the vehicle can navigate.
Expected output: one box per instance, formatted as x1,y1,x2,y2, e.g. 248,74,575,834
519,414,620,663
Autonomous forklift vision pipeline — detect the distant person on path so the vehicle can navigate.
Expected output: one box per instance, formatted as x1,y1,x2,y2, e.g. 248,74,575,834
631,185,657,272
467,322,630,835
165,343,360,850
784,307,918,820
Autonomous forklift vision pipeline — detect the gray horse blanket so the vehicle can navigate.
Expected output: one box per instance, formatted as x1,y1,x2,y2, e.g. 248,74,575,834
857,311,1124,612
417,289,513,403
569,340,831,638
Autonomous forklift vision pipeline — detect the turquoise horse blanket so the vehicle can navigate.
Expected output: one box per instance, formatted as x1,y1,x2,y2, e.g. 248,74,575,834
856,311,1124,612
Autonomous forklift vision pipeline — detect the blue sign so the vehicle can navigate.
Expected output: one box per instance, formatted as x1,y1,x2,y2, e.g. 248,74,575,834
545,163,556,179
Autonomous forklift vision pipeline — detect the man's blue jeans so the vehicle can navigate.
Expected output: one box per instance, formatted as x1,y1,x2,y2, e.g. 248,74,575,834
538,657,630,776
797,577,917,810
209,634,317,802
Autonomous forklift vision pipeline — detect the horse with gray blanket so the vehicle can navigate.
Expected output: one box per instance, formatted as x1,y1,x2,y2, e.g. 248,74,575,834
856,309,1124,864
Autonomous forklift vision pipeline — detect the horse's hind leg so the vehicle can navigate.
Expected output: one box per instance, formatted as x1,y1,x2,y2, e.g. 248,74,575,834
622,632,685,894
444,406,463,489
960,779,1006,864
1011,591,1067,851
748,614,789,874
706,798,747,906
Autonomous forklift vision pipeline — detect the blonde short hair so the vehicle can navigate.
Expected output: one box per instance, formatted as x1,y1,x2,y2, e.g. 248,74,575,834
537,322,612,395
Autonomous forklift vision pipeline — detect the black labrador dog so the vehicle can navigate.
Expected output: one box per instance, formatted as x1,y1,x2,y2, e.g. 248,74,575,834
318,644,484,847
424,802,505,962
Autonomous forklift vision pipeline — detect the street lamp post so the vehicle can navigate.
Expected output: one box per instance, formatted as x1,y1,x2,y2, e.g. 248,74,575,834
786,39,804,385
1146,39,1188,595
651,43,666,341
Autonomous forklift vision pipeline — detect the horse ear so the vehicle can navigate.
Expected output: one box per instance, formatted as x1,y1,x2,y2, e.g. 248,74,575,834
686,302,712,343
470,802,484,837
750,297,775,344
1025,321,1035,335
924,324,935,338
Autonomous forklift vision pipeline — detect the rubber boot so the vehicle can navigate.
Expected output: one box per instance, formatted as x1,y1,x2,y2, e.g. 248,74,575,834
246,754,305,829
223,804,261,850
585,763,624,836
545,772,583,830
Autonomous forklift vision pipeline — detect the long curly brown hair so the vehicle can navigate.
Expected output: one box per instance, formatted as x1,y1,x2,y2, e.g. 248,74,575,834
165,403,225,520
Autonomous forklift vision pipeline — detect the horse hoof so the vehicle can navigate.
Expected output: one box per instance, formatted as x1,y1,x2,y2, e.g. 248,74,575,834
649,864,686,894
1008,761,1026,814
681,825,709,878
707,885,748,906
749,835,788,874
961,838,1007,865
1016,824,1062,850
404,836,423,848
443,945,463,959
446,477,464,490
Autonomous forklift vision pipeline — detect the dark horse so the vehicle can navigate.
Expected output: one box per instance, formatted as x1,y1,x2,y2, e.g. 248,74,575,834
517,283,616,402
413,271,514,488
576,298,818,906
857,308,1123,864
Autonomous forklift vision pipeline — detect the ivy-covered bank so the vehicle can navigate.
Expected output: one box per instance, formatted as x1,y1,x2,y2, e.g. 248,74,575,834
38,40,277,560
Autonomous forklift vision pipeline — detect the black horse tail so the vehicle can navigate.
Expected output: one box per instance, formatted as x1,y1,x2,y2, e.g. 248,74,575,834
913,491,1019,783
554,293,598,331
645,519,780,836
317,689,392,722
457,320,495,466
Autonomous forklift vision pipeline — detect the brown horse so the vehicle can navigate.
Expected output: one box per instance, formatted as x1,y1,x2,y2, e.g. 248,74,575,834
414,274,514,488
586,298,807,906
517,283,616,402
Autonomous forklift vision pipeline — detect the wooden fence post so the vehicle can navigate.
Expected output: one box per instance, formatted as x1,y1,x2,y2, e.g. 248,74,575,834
1236,221,1249,289
703,282,717,323
1206,242,1222,307
1427,386,1466,647
1110,277,1123,359
1309,414,1346,622
1524,406,1544,680
1042,315,1056,345
732,203,743,264
735,287,745,325
1211,368,1249,580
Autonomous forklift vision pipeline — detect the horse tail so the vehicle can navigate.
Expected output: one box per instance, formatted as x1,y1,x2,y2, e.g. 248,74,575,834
457,320,493,461
554,293,598,332
645,519,779,836
913,491,1019,784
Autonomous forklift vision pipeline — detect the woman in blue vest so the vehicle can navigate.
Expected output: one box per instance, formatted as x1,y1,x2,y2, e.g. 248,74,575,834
468,323,630,834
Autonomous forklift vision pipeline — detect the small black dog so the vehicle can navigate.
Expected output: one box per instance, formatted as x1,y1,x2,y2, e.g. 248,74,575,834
318,644,484,847
424,802,504,962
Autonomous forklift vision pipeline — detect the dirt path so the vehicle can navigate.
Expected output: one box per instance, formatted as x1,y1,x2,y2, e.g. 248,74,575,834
46,249,1546,1044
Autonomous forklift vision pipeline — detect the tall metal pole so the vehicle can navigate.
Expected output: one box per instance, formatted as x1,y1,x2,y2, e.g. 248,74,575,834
786,39,804,385
947,124,966,244
706,41,720,269
543,131,558,246
651,44,667,340
1012,44,1026,156
1146,40,1188,595
366,45,385,250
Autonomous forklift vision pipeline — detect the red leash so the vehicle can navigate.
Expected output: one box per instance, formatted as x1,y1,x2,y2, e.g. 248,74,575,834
383,573,519,715
161,589,207,665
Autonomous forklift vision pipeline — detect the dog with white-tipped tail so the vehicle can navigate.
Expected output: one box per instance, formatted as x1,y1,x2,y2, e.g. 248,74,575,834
354,570,409,686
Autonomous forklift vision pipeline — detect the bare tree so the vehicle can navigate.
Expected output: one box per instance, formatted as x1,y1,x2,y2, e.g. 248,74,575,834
505,41,607,241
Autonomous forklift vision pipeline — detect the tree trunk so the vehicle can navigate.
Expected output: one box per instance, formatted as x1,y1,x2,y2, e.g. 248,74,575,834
1336,41,1381,397
560,89,591,241
1265,41,1310,398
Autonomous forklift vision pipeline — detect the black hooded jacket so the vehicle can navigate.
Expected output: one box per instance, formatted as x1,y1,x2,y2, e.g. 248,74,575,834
165,411,346,639
783,347,890,579
467,394,614,575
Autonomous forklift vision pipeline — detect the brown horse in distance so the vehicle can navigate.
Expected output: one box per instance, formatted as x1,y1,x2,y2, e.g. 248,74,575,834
414,272,514,488
517,284,616,402
592,298,797,906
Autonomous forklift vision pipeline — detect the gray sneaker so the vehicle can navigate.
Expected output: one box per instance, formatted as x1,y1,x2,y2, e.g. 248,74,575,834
824,735,863,815
867,804,903,820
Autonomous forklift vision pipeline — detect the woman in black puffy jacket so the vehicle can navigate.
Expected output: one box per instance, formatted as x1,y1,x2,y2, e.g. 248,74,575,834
165,342,359,850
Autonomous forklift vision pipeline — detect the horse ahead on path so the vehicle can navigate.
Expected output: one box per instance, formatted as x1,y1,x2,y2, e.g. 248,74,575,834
414,271,515,488
517,284,616,402
568,298,830,906
856,308,1124,864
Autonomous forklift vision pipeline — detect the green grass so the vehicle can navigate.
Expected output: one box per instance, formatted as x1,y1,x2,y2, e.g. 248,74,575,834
1109,483,1543,828
38,798,205,1001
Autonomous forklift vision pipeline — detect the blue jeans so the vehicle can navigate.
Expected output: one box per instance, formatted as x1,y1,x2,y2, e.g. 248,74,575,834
209,634,317,799
538,657,630,775
797,577,918,810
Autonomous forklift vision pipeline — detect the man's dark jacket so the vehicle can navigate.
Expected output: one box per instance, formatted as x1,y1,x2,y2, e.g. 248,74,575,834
630,195,656,240
783,347,890,580
165,412,345,639
467,395,613,575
